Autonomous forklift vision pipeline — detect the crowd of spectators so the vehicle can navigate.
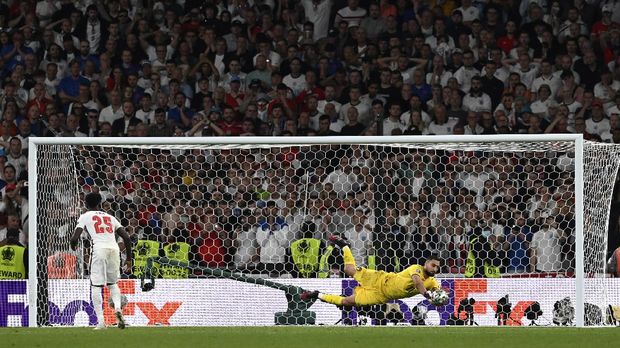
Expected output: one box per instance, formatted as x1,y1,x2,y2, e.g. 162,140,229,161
46,145,574,278
1,0,620,277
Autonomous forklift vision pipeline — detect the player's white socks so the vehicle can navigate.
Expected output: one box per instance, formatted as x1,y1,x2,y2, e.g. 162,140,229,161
91,286,105,326
109,283,122,312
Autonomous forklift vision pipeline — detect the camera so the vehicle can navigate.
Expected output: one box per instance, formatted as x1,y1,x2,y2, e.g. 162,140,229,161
447,297,477,325
524,301,543,326
495,295,512,325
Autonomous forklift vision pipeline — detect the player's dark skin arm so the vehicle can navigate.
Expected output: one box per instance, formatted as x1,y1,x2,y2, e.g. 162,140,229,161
70,227,83,251
116,227,133,270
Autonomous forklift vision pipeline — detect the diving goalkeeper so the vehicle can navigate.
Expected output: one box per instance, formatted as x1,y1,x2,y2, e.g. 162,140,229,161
301,235,445,306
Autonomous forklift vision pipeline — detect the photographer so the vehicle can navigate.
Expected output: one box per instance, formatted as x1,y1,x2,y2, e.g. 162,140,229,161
255,201,291,276
464,215,501,278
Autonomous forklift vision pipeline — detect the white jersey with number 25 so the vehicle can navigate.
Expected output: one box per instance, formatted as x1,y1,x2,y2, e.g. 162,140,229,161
76,211,122,251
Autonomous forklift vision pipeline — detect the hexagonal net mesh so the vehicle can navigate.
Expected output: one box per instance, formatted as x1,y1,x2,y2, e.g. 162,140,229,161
31,139,620,326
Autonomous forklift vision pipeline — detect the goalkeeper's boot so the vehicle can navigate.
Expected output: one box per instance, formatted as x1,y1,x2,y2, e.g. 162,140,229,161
301,290,319,301
115,311,126,329
93,324,106,330
328,235,350,248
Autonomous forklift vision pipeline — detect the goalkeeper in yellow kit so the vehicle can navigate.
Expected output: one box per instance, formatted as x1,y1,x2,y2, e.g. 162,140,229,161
302,235,444,306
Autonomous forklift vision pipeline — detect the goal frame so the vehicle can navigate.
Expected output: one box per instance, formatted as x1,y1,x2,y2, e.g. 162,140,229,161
27,134,586,327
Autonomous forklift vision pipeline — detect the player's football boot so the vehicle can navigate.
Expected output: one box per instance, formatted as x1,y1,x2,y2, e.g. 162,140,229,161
300,290,319,301
328,234,350,248
93,324,106,330
115,311,126,329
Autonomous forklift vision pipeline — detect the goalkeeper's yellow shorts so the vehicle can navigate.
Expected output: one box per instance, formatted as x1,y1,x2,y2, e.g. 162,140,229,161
352,268,390,306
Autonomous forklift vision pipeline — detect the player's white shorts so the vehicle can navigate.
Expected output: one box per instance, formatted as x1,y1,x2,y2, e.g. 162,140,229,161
90,248,120,286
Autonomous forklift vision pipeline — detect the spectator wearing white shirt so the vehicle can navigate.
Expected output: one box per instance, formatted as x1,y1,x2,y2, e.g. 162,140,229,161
558,7,588,43
44,63,61,97
594,69,620,111
509,53,539,89
335,0,367,28
219,59,247,92
282,58,307,96
585,101,611,138
135,94,155,125
302,0,333,40
425,18,456,55
426,55,453,88
553,55,581,85
324,103,345,133
606,95,620,118
318,85,342,115
54,19,80,50
454,50,480,93
339,87,371,126
509,32,535,60
462,76,492,113
255,201,291,275
36,0,59,27
531,60,561,99
98,90,123,125
253,41,282,69
530,84,557,117
6,138,28,179
382,103,405,135
454,0,480,24
426,104,457,135
494,93,517,128
323,157,359,198
530,217,564,272
344,213,374,267
463,111,484,135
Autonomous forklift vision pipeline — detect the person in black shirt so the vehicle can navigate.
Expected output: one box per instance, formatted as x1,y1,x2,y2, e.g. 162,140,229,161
340,107,366,136
480,60,505,110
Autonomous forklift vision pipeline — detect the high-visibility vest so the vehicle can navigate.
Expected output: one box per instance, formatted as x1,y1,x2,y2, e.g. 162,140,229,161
0,245,26,279
318,245,335,278
290,238,321,278
464,237,500,278
133,240,160,278
161,242,190,278
47,252,77,279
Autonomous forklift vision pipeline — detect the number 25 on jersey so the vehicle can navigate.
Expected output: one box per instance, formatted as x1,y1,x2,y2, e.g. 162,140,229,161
92,215,113,234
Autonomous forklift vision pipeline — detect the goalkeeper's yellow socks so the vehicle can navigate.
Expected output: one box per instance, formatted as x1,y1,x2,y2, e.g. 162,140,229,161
318,293,344,306
342,246,356,268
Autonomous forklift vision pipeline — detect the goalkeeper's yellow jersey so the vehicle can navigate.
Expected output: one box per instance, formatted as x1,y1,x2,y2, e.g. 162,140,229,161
381,264,439,300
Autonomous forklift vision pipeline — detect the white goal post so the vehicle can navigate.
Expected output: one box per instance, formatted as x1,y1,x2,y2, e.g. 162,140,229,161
26,135,620,327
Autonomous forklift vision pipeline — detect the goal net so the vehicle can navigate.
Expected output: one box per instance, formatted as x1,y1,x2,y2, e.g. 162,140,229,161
23,135,620,327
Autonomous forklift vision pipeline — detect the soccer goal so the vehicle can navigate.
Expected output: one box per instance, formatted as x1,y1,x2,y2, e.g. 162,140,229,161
20,135,620,327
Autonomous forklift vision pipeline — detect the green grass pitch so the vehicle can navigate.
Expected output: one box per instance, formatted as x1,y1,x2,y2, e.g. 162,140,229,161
1,327,619,348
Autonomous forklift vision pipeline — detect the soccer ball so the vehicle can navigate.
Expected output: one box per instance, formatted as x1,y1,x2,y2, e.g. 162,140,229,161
108,294,128,309
431,289,449,306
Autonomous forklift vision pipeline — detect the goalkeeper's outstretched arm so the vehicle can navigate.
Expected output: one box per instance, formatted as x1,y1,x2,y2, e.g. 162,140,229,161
413,274,433,300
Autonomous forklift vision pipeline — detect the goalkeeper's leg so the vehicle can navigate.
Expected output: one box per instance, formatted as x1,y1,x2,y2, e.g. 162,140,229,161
301,291,357,306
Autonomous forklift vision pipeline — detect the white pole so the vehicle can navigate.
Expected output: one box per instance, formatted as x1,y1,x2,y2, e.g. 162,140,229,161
574,136,585,327
27,140,38,327
29,134,583,146
303,171,310,219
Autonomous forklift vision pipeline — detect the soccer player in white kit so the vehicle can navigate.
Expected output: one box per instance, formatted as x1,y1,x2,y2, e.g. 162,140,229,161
70,192,133,329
